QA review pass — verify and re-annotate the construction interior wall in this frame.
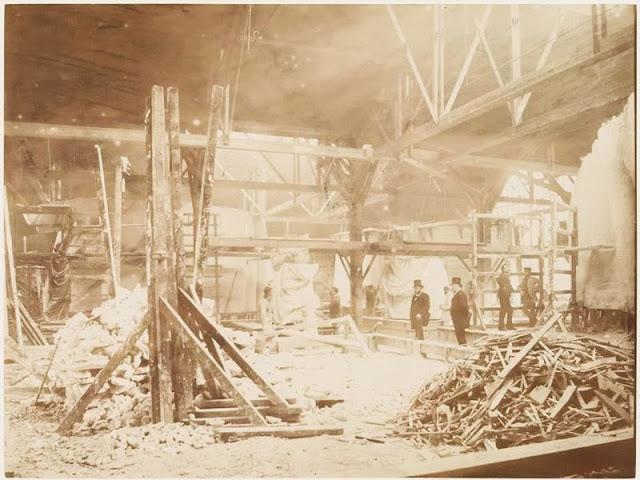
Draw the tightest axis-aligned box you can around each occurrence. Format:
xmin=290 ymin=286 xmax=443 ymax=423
xmin=572 ymin=95 xmax=635 ymax=312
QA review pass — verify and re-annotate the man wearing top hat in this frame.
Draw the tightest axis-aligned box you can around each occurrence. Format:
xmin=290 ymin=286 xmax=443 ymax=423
xmin=409 ymin=279 xmax=430 ymax=340
xmin=450 ymin=277 xmax=471 ymax=344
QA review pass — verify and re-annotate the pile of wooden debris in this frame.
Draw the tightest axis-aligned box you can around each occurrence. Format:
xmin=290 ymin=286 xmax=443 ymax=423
xmin=397 ymin=314 xmax=634 ymax=454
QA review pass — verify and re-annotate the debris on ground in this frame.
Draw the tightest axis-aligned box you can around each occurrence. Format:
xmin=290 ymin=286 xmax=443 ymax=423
xmin=396 ymin=330 xmax=634 ymax=454
xmin=48 ymin=286 xmax=151 ymax=434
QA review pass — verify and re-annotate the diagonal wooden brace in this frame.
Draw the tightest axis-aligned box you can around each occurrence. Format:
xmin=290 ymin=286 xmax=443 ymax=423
xmin=57 ymin=313 xmax=150 ymax=435
xmin=159 ymin=297 xmax=267 ymax=425
xmin=178 ymin=288 xmax=292 ymax=411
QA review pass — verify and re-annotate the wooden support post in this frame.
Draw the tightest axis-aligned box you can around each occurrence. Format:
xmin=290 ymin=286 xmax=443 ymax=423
xmin=95 ymin=145 xmax=119 ymax=297
xmin=57 ymin=314 xmax=150 ymax=434
xmin=438 ymin=5 xmax=445 ymax=116
xmin=167 ymin=87 xmax=194 ymax=421
xmin=147 ymin=86 xmax=177 ymax=423
xmin=192 ymin=85 xmax=224 ymax=292
xmin=549 ymin=196 xmax=557 ymax=309
xmin=349 ymin=195 xmax=365 ymax=328
xmin=470 ymin=210 xmax=479 ymax=326
xmin=570 ymin=209 xmax=578 ymax=327
xmin=510 ymin=4 xmax=522 ymax=124
xmin=4 ymin=193 xmax=22 ymax=345
xmin=113 ymin=160 xmax=123 ymax=286
xmin=432 ymin=5 xmax=440 ymax=120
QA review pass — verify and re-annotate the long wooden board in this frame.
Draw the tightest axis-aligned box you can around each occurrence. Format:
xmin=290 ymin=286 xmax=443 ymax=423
xmin=159 ymin=297 xmax=267 ymax=426
xmin=486 ymin=311 xmax=566 ymax=398
xmin=178 ymin=288 xmax=290 ymax=410
xmin=214 ymin=424 xmax=343 ymax=442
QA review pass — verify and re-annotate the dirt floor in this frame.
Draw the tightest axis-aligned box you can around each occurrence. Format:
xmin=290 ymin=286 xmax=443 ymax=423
xmin=5 ymin=350 xmax=449 ymax=478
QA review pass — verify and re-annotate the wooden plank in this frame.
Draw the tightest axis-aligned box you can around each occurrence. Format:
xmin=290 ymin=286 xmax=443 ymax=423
xmin=18 ymin=301 xmax=48 ymax=345
xmin=5 ymin=122 xmax=370 ymax=160
xmin=94 ymin=144 xmax=118 ymax=297
xmin=167 ymin=87 xmax=194 ymax=421
xmin=405 ymin=429 xmax=634 ymax=477
xmin=159 ymin=297 xmax=267 ymax=426
xmin=113 ymin=160 xmax=123 ymax=285
xmin=192 ymin=85 xmax=224 ymax=290
xmin=376 ymin=35 xmax=633 ymax=157
xmin=594 ymin=391 xmax=632 ymax=425
xmin=178 ymin=289 xmax=290 ymax=410
xmin=486 ymin=311 xmax=566 ymax=398
xmin=5 ymin=192 xmax=23 ymax=345
xmin=214 ymin=424 xmax=343 ymax=441
xmin=56 ymin=313 xmax=150 ymax=435
xmin=198 ymin=398 xmax=298 ymax=409
xmin=193 ymin=405 xmax=302 ymax=418
xmin=549 ymin=384 xmax=577 ymax=419
xmin=344 ymin=314 xmax=372 ymax=356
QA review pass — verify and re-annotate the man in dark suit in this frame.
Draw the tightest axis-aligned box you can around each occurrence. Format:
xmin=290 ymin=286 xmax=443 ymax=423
xmin=450 ymin=277 xmax=470 ymax=344
xmin=409 ymin=279 xmax=430 ymax=340
xmin=497 ymin=264 xmax=514 ymax=330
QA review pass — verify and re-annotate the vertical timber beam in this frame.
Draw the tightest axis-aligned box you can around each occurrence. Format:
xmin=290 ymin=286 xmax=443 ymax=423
xmin=148 ymin=86 xmax=177 ymax=423
xmin=192 ymin=85 xmax=225 ymax=292
xmin=438 ymin=5 xmax=445 ymax=117
xmin=113 ymin=161 xmax=123 ymax=286
xmin=4 ymin=193 xmax=22 ymax=345
xmin=510 ymin=4 xmax=522 ymax=125
xmin=167 ymin=87 xmax=194 ymax=421
xmin=95 ymin=145 xmax=119 ymax=297
xmin=432 ymin=5 xmax=440 ymax=121
xmin=349 ymin=187 xmax=365 ymax=328
xmin=470 ymin=209 xmax=479 ymax=326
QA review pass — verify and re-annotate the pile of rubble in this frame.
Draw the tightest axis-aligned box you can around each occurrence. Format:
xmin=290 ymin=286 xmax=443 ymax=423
xmin=50 ymin=287 xmax=151 ymax=434
xmin=397 ymin=330 xmax=634 ymax=454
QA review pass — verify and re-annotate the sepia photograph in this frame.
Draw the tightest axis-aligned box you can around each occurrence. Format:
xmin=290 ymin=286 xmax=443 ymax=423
xmin=2 ymin=3 xmax=637 ymax=478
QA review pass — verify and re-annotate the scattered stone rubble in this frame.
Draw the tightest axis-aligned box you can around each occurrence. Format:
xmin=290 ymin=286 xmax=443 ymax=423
xmin=49 ymin=286 xmax=151 ymax=434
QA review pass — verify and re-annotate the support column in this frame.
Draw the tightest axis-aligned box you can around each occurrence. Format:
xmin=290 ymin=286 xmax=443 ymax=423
xmin=113 ymin=161 xmax=123 ymax=286
xmin=147 ymin=86 xmax=177 ymax=423
xmin=349 ymin=197 xmax=364 ymax=327
xmin=167 ymin=87 xmax=194 ymax=421
xmin=510 ymin=4 xmax=522 ymax=124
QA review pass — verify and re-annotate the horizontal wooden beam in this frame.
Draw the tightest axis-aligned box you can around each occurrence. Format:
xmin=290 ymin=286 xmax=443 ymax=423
xmin=5 ymin=121 xmax=371 ymax=160
xmin=207 ymin=236 xmax=543 ymax=257
xmin=409 ymin=149 xmax=578 ymax=175
xmin=376 ymin=35 xmax=633 ymax=157
xmin=406 ymin=429 xmax=633 ymax=477
xmin=5 ymin=120 xmax=578 ymax=176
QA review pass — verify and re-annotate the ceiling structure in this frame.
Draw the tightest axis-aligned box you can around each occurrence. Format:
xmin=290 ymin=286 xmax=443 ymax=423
xmin=4 ymin=4 xmax=636 ymax=229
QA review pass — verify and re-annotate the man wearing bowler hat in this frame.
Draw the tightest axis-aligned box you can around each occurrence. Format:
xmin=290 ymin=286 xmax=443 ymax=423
xmin=450 ymin=277 xmax=471 ymax=344
xmin=409 ymin=279 xmax=430 ymax=340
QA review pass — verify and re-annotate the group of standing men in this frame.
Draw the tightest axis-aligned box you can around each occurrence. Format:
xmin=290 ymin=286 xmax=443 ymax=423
xmin=497 ymin=264 xmax=542 ymax=330
xmin=410 ymin=277 xmax=471 ymax=345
